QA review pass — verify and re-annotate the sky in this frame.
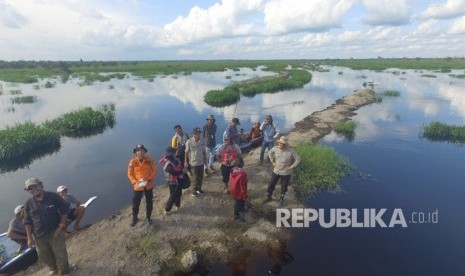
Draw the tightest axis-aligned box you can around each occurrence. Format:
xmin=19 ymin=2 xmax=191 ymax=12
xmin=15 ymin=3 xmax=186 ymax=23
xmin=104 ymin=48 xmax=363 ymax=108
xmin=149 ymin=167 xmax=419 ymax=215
xmin=1 ymin=0 xmax=465 ymax=61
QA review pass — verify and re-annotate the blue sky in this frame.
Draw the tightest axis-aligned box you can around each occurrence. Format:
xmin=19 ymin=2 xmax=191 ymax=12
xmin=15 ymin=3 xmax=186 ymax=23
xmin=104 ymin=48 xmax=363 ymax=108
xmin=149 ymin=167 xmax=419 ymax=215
xmin=1 ymin=0 xmax=465 ymax=60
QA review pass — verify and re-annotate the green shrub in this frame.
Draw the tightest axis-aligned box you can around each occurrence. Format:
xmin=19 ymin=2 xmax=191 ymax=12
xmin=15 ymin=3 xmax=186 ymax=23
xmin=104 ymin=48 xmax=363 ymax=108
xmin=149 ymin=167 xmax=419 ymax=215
xmin=293 ymin=142 xmax=353 ymax=199
xmin=381 ymin=90 xmax=401 ymax=97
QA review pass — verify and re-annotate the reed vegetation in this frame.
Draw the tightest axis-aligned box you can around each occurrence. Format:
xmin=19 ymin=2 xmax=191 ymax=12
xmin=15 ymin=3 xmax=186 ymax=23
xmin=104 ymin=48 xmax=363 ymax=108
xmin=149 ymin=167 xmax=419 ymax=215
xmin=0 ymin=122 xmax=60 ymax=161
xmin=11 ymin=96 xmax=38 ymax=104
xmin=420 ymin=121 xmax=465 ymax=143
xmin=44 ymin=104 xmax=115 ymax=137
xmin=204 ymin=86 xmax=240 ymax=107
xmin=293 ymin=142 xmax=353 ymax=199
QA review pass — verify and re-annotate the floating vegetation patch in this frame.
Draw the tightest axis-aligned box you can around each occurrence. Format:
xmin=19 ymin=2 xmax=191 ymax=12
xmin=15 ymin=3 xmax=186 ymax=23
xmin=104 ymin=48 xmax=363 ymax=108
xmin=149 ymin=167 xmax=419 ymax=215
xmin=204 ymin=86 xmax=240 ymax=107
xmin=419 ymin=121 xmax=465 ymax=144
xmin=44 ymin=81 xmax=55 ymax=88
xmin=293 ymin=142 xmax=353 ymax=199
xmin=334 ymin=120 xmax=357 ymax=141
xmin=421 ymin=74 xmax=437 ymax=78
xmin=43 ymin=104 xmax=116 ymax=138
xmin=9 ymin=89 xmax=22 ymax=95
xmin=5 ymin=107 xmax=15 ymax=113
xmin=0 ymin=122 xmax=61 ymax=165
xmin=204 ymin=69 xmax=311 ymax=107
xmin=449 ymin=74 xmax=465 ymax=79
xmin=11 ymin=95 xmax=38 ymax=104
xmin=380 ymin=90 xmax=401 ymax=97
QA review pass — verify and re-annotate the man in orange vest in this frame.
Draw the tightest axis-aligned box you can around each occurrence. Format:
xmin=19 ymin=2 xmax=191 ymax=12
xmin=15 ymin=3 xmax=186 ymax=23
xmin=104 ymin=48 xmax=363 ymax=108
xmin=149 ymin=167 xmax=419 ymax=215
xmin=127 ymin=144 xmax=157 ymax=226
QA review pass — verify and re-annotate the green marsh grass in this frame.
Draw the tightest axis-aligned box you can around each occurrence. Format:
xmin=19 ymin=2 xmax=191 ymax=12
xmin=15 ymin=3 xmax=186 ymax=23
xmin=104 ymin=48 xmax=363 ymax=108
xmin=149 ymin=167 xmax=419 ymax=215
xmin=420 ymin=121 xmax=465 ymax=143
xmin=421 ymin=74 xmax=437 ymax=78
xmin=449 ymin=74 xmax=465 ymax=79
xmin=381 ymin=90 xmax=401 ymax=97
xmin=44 ymin=104 xmax=116 ymax=138
xmin=0 ymin=122 xmax=60 ymax=161
xmin=9 ymin=89 xmax=22 ymax=95
xmin=204 ymin=69 xmax=311 ymax=106
xmin=11 ymin=95 xmax=38 ymax=104
xmin=334 ymin=120 xmax=357 ymax=141
xmin=293 ymin=142 xmax=353 ymax=199
xmin=204 ymin=86 xmax=240 ymax=107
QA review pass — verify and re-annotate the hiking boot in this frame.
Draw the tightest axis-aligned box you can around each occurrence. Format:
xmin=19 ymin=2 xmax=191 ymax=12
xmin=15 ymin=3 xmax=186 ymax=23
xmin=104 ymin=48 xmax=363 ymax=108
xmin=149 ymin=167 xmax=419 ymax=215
xmin=196 ymin=190 xmax=204 ymax=195
xmin=130 ymin=217 xmax=138 ymax=227
xmin=209 ymin=165 xmax=216 ymax=172
xmin=147 ymin=218 xmax=153 ymax=225
xmin=191 ymin=191 xmax=198 ymax=197
xmin=204 ymin=169 xmax=209 ymax=177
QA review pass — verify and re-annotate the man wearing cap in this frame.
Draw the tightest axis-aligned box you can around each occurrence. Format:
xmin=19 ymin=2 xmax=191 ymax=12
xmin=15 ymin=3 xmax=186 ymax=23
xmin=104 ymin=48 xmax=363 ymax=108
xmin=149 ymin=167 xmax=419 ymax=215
xmin=171 ymin=125 xmax=189 ymax=165
xmin=185 ymin=127 xmax=207 ymax=196
xmin=203 ymin=114 xmax=217 ymax=176
xmin=225 ymin=117 xmax=241 ymax=145
xmin=23 ymin=178 xmax=70 ymax=275
xmin=260 ymin=115 xmax=280 ymax=165
xmin=265 ymin=136 xmax=301 ymax=205
xmin=7 ymin=205 xmax=28 ymax=254
xmin=127 ymin=144 xmax=157 ymax=226
xmin=216 ymin=134 xmax=242 ymax=194
xmin=56 ymin=185 xmax=86 ymax=232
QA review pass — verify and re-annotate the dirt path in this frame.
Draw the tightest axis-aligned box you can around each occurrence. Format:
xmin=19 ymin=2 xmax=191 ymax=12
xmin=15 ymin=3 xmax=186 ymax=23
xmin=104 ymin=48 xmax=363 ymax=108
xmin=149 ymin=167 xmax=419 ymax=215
xmin=16 ymin=88 xmax=376 ymax=276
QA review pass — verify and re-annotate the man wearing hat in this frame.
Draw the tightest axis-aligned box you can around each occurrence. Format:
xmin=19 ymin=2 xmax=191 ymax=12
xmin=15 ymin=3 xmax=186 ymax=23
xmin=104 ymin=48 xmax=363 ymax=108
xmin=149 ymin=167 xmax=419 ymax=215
xmin=56 ymin=185 xmax=86 ymax=232
xmin=265 ymin=136 xmax=301 ymax=205
xmin=185 ymin=127 xmax=207 ymax=196
xmin=127 ymin=144 xmax=157 ymax=226
xmin=260 ymin=115 xmax=280 ymax=165
xmin=23 ymin=178 xmax=71 ymax=275
xmin=7 ymin=205 xmax=28 ymax=254
xmin=203 ymin=114 xmax=217 ymax=176
xmin=225 ymin=117 xmax=241 ymax=145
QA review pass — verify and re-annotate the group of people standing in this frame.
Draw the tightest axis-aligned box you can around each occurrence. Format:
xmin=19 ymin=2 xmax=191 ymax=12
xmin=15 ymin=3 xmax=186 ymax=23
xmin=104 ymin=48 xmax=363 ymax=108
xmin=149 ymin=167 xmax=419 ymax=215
xmin=4 ymin=113 xmax=300 ymax=275
xmin=126 ymin=113 xmax=301 ymax=227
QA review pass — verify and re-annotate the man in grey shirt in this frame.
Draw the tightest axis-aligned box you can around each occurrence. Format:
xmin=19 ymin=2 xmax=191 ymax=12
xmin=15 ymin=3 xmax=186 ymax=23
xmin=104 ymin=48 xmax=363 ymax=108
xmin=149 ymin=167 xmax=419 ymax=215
xmin=7 ymin=205 xmax=27 ymax=254
xmin=185 ymin=127 xmax=207 ymax=196
xmin=264 ymin=136 xmax=301 ymax=205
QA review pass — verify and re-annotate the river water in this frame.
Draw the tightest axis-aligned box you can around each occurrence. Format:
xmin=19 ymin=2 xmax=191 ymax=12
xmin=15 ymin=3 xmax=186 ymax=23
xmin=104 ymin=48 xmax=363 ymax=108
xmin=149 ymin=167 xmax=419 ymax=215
xmin=1 ymin=66 xmax=464 ymax=275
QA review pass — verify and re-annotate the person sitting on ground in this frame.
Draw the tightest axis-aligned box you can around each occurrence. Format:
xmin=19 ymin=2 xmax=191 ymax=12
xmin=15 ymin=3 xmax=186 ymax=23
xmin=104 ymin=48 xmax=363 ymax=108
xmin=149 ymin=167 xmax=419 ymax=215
xmin=250 ymin=122 xmax=261 ymax=139
xmin=238 ymin=128 xmax=248 ymax=146
xmin=216 ymin=134 xmax=242 ymax=194
xmin=229 ymin=157 xmax=248 ymax=222
xmin=7 ymin=205 xmax=28 ymax=254
xmin=56 ymin=185 xmax=86 ymax=232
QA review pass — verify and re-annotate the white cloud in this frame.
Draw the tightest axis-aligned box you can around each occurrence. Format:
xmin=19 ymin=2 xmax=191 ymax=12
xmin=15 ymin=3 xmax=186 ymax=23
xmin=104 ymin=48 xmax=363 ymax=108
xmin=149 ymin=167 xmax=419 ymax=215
xmin=162 ymin=0 xmax=265 ymax=45
xmin=361 ymin=0 xmax=412 ymax=26
xmin=415 ymin=19 xmax=442 ymax=35
xmin=448 ymin=15 xmax=465 ymax=33
xmin=0 ymin=0 xmax=28 ymax=28
xmin=263 ymin=0 xmax=356 ymax=34
xmin=418 ymin=0 xmax=465 ymax=20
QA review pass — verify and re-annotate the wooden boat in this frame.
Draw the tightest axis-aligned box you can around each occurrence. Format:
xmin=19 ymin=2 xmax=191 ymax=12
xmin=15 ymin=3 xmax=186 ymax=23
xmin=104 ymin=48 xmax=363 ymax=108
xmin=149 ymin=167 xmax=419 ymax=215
xmin=0 ymin=232 xmax=37 ymax=275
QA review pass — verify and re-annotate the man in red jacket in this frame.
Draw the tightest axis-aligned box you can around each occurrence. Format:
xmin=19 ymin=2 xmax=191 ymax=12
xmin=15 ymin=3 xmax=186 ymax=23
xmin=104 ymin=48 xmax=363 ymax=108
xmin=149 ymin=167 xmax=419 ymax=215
xmin=229 ymin=157 xmax=248 ymax=222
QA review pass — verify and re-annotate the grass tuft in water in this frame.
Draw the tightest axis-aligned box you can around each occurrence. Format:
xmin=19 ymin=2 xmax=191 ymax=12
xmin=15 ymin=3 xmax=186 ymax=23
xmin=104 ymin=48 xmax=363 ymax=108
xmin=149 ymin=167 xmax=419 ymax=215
xmin=293 ymin=142 xmax=353 ymax=199
xmin=11 ymin=96 xmax=38 ymax=104
xmin=420 ymin=121 xmax=465 ymax=143
xmin=43 ymin=104 xmax=115 ymax=138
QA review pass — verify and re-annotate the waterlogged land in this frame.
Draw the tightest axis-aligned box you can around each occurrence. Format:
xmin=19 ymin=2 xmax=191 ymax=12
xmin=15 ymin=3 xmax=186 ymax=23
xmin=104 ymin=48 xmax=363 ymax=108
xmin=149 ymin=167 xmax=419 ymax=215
xmin=16 ymin=87 xmax=377 ymax=275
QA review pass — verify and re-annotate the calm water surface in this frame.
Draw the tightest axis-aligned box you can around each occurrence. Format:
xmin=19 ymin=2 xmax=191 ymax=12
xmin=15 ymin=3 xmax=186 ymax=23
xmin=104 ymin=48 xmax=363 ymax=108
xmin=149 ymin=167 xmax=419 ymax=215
xmin=1 ymin=67 xmax=465 ymax=275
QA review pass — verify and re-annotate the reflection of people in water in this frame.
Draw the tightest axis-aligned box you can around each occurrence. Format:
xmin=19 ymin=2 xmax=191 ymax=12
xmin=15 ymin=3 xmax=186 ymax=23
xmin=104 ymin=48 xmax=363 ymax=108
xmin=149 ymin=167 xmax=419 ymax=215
xmin=266 ymin=244 xmax=294 ymax=275
xmin=229 ymin=249 xmax=252 ymax=276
